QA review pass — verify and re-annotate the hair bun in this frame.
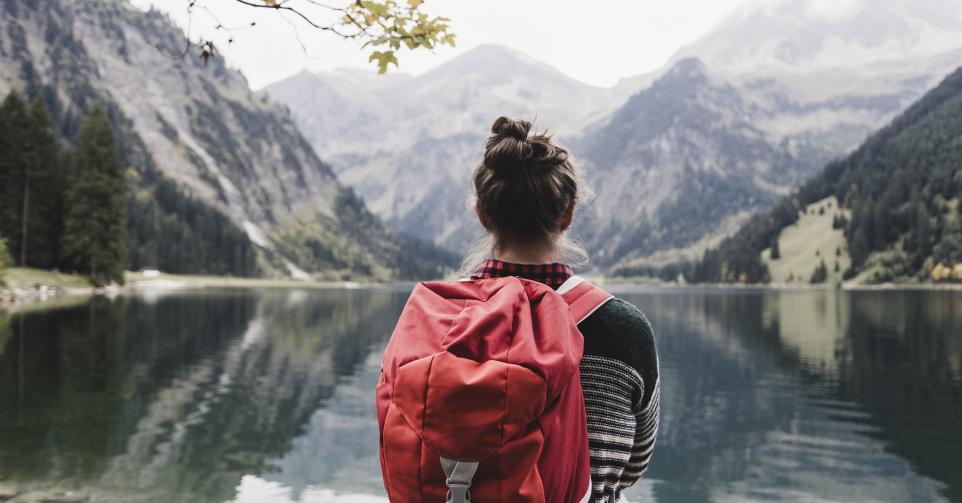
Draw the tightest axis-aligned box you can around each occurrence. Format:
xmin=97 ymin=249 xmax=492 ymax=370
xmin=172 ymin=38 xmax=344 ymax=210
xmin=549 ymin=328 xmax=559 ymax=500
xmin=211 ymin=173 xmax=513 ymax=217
xmin=491 ymin=116 xmax=531 ymax=141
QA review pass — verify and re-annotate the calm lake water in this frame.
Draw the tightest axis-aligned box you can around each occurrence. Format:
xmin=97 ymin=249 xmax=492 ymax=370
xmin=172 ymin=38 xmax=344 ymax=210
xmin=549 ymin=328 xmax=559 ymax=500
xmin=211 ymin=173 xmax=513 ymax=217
xmin=1 ymin=287 xmax=960 ymax=503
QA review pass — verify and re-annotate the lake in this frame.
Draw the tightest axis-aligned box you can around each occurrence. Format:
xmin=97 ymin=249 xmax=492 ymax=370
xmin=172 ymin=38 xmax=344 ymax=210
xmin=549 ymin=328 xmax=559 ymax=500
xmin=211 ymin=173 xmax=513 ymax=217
xmin=1 ymin=287 xmax=960 ymax=503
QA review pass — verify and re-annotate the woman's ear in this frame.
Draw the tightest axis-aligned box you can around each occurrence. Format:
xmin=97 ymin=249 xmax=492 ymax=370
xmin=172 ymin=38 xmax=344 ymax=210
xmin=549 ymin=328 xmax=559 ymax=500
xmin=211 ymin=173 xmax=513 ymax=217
xmin=561 ymin=202 xmax=575 ymax=232
xmin=475 ymin=205 xmax=491 ymax=231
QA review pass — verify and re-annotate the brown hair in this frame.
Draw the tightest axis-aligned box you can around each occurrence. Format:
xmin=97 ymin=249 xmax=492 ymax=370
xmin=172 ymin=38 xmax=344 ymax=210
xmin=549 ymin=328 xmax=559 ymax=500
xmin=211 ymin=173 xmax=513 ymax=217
xmin=462 ymin=116 xmax=589 ymax=273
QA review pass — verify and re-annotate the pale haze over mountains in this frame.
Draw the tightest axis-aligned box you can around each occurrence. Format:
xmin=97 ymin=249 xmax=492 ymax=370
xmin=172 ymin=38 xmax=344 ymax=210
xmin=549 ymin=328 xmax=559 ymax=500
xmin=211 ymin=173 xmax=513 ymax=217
xmin=265 ymin=0 xmax=962 ymax=269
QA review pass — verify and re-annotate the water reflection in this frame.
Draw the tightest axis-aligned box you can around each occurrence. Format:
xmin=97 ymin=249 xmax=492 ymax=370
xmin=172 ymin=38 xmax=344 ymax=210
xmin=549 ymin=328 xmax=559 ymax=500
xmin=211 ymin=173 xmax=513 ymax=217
xmin=0 ymin=288 xmax=959 ymax=503
xmin=0 ymin=289 xmax=406 ymax=502
xmin=614 ymin=288 xmax=961 ymax=503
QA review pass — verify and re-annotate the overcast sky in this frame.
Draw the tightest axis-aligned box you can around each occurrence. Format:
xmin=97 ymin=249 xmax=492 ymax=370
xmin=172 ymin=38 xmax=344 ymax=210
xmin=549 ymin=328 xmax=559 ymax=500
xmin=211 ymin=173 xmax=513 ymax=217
xmin=130 ymin=0 xmax=752 ymax=90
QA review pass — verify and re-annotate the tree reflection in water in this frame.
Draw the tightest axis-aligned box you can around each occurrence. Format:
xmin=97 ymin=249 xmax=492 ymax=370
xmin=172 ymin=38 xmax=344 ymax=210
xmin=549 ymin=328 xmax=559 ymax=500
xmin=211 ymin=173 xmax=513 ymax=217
xmin=0 ymin=289 xmax=406 ymax=502
xmin=0 ymin=288 xmax=959 ymax=503
xmin=617 ymin=288 xmax=961 ymax=503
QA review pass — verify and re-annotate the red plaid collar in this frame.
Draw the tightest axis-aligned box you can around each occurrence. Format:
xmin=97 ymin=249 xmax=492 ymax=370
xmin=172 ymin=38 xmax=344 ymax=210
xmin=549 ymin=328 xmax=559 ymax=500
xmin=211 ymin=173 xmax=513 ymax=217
xmin=471 ymin=259 xmax=574 ymax=288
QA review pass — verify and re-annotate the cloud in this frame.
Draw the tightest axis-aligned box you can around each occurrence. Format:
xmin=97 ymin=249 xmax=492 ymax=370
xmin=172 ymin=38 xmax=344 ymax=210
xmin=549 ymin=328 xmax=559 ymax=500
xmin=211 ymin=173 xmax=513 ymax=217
xmin=803 ymin=0 xmax=866 ymax=21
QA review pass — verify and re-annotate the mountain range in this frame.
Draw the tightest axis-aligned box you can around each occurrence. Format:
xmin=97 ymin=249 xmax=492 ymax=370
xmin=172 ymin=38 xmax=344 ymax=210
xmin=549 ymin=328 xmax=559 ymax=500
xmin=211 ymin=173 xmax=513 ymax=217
xmin=266 ymin=0 xmax=962 ymax=271
xmin=3 ymin=0 xmax=959 ymax=280
xmin=678 ymin=65 xmax=962 ymax=285
xmin=0 ymin=0 xmax=451 ymax=280
xmin=264 ymin=44 xmax=643 ymax=250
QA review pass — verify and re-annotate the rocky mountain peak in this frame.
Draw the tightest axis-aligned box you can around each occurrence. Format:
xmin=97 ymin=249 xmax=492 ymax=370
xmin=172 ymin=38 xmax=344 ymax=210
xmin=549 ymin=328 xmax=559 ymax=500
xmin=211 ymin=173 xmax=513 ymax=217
xmin=672 ymin=0 xmax=962 ymax=77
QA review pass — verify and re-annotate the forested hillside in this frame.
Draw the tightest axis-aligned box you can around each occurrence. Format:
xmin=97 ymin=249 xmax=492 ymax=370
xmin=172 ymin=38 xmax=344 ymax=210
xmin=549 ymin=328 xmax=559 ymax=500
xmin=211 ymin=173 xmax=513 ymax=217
xmin=666 ymin=67 xmax=962 ymax=284
xmin=0 ymin=0 xmax=452 ymax=281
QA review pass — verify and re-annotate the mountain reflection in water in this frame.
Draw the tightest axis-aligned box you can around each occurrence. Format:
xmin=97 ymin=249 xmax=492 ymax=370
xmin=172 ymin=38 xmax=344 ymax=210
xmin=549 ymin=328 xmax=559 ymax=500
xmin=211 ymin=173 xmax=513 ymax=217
xmin=0 ymin=288 xmax=959 ymax=503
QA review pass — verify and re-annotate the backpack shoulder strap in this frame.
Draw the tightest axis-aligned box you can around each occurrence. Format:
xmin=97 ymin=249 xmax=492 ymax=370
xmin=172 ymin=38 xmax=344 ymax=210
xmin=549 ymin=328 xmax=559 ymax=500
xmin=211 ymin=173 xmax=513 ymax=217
xmin=558 ymin=275 xmax=613 ymax=324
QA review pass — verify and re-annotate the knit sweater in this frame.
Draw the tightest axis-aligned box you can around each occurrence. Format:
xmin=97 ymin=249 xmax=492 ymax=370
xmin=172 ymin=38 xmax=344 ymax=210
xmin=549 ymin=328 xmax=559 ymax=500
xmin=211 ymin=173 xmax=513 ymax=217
xmin=472 ymin=260 xmax=661 ymax=502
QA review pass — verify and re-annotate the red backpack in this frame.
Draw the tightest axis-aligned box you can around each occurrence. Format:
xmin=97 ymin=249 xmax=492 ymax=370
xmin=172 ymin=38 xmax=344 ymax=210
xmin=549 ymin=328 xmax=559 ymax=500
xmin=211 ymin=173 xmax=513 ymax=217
xmin=376 ymin=275 xmax=612 ymax=503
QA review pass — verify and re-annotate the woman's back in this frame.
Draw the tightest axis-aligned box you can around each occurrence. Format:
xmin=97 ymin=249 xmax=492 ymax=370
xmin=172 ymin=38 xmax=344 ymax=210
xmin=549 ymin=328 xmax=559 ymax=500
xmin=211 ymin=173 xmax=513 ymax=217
xmin=473 ymin=259 xmax=660 ymax=503
xmin=378 ymin=116 xmax=660 ymax=503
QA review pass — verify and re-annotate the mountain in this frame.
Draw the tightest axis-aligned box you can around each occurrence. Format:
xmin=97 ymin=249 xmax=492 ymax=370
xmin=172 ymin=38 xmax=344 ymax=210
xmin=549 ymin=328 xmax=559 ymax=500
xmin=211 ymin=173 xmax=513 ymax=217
xmin=671 ymin=0 xmax=962 ymax=153
xmin=264 ymin=44 xmax=641 ymax=252
xmin=0 ymin=0 xmax=451 ymax=280
xmin=577 ymin=0 xmax=962 ymax=269
xmin=571 ymin=59 xmax=825 ymax=267
xmin=670 ymin=66 xmax=962 ymax=284
xmin=674 ymin=0 xmax=962 ymax=77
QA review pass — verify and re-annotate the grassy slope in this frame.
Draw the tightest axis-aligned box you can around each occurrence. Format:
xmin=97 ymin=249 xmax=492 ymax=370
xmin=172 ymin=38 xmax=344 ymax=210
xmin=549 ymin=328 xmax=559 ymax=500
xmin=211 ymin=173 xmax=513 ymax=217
xmin=2 ymin=268 xmax=93 ymax=290
xmin=761 ymin=196 xmax=851 ymax=284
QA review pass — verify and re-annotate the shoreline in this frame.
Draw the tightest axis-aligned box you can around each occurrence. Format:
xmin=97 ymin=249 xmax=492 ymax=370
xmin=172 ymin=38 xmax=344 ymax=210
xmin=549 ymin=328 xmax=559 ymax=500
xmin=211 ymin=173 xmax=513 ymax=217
xmin=589 ymin=278 xmax=962 ymax=292
xmin=4 ymin=269 xmax=961 ymax=311
xmin=0 ymin=268 xmax=419 ymax=311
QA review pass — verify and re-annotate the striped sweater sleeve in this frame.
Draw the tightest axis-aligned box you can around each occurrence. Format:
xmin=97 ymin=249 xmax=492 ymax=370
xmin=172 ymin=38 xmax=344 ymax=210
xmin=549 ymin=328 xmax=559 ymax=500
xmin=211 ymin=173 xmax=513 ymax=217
xmin=578 ymin=298 xmax=660 ymax=502
xmin=623 ymin=367 xmax=660 ymax=486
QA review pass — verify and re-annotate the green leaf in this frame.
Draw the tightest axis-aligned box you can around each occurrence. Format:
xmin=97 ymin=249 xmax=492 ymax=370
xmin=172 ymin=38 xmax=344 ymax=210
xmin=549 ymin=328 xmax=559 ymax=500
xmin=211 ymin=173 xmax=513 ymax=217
xmin=361 ymin=1 xmax=389 ymax=16
xmin=368 ymin=50 xmax=399 ymax=73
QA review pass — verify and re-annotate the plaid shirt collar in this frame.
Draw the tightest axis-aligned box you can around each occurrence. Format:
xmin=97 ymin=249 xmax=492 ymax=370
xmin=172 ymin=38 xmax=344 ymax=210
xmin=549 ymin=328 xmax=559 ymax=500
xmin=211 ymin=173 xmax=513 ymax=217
xmin=471 ymin=259 xmax=574 ymax=289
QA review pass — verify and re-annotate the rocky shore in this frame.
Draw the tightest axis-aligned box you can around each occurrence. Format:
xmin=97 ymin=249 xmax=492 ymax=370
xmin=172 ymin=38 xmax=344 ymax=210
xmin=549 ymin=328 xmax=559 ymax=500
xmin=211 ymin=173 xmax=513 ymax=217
xmin=0 ymin=484 xmax=88 ymax=503
xmin=0 ymin=283 xmax=111 ymax=308
xmin=0 ymin=268 xmax=99 ymax=309
xmin=1 ymin=284 xmax=74 ymax=304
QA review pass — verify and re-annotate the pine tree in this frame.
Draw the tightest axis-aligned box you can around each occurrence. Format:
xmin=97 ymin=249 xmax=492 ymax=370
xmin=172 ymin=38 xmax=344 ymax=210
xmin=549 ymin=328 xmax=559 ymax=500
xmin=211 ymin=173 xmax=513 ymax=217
xmin=0 ymin=92 xmax=62 ymax=269
xmin=915 ymin=203 xmax=933 ymax=259
xmin=843 ymin=184 xmax=860 ymax=209
xmin=21 ymin=95 xmax=62 ymax=268
xmin=810 ymin=258 xmax=829 ymax=284
xmin=850 ymin=227 xmax=870 ymax=267
xmin=61 ymin=106 xmax=127 ymax=286
xmin=0 ymin=235 xmax=10 ymax=281
xmin=0 ymin=91 xmax=30 ymax=265
xmin=0 ymin=96 xmax=12 ymax=260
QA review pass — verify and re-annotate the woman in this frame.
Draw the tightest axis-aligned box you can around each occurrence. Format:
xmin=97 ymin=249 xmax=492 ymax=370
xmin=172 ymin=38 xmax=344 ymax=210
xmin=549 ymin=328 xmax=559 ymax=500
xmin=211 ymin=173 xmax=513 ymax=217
xmin=466 ymin=116 xmax=660 ymax=503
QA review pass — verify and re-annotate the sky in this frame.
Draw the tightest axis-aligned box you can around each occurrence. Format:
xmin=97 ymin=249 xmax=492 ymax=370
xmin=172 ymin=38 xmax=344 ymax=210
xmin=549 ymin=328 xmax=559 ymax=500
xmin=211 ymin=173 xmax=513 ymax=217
xmin=130 ymin=0 xmax=752 ymax=90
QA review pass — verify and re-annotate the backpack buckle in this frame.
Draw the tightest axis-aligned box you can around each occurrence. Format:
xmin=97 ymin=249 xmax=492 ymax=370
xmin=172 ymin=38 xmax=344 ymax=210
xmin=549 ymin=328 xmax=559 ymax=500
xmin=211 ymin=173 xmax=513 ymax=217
xmin=445 ymin=484 xmax=471 ymax=503
xmin=440 ymin=456 xmax=479 ymax=503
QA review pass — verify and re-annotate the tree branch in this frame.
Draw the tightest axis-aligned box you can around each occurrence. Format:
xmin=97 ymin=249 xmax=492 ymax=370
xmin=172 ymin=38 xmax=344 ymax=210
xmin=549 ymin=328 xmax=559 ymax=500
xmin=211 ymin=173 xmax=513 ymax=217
xmin=230 ymin=0 xmax=358 ymax=38
xmin=155 ymin=0 xmax=456 ymax=73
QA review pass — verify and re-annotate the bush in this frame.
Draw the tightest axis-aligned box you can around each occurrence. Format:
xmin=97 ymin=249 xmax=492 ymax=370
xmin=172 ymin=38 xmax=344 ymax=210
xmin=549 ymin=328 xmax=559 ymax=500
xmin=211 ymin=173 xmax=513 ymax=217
xmin=810 ymin=259 xmax=829 ymax=284
xmin=842 ymin=267 xmax=857 ymax=280
xmin=0 ymin=236 xmax=10 ymax=282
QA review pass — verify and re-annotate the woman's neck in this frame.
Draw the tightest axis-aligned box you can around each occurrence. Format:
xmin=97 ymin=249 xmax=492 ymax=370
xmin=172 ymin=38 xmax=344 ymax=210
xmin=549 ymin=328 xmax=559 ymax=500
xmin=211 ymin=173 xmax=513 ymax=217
xmin=494 ymin=243 xmax=561 ymax=265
